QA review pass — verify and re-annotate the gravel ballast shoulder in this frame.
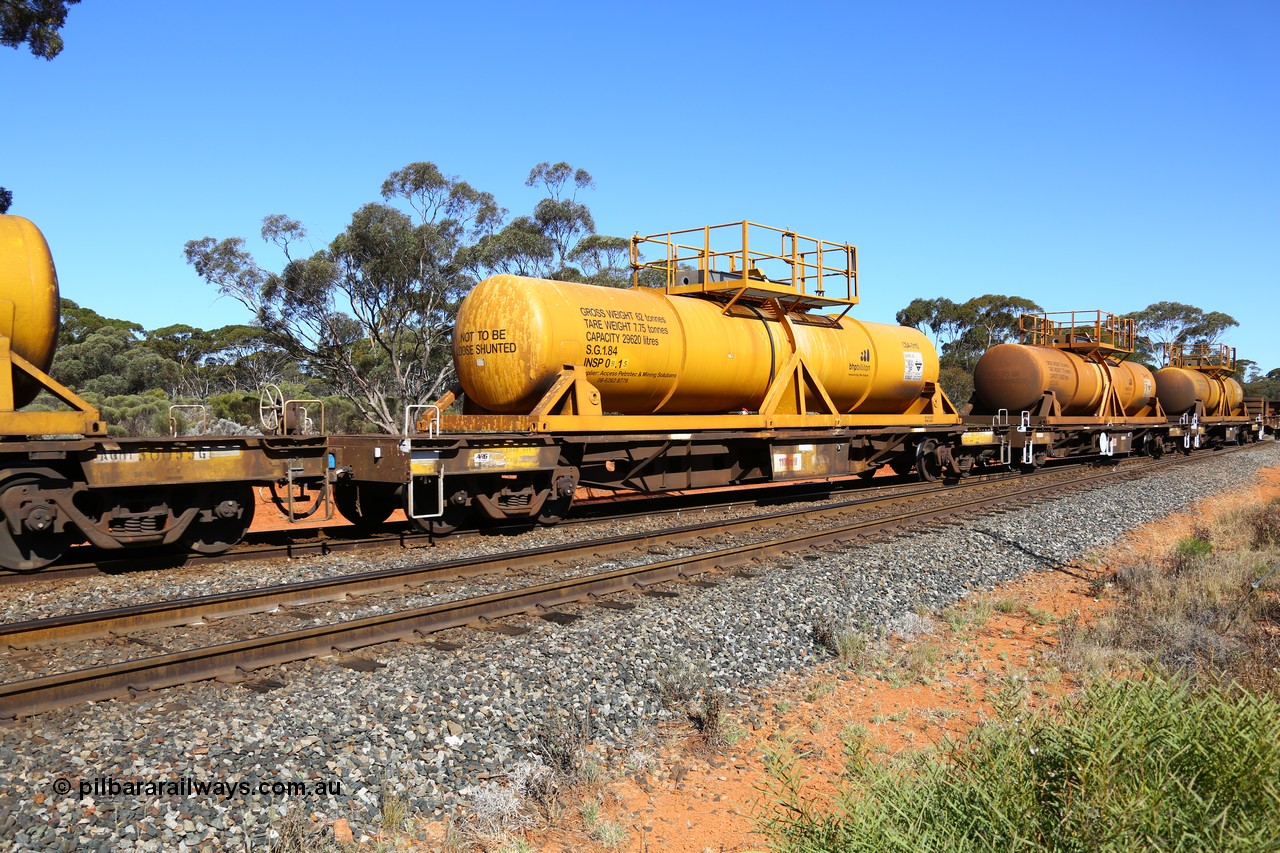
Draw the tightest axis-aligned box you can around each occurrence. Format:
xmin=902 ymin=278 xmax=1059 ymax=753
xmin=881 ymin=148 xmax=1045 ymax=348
xmin=2 ymin=443 xmax=1277 ymax=850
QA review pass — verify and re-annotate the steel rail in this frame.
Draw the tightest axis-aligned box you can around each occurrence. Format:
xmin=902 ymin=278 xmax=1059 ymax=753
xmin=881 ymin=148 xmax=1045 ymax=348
xmin=0 ymin=471 xmax=931 ymax=585
xmin=0 ymin=452 xmax=1215 ymax=649
xmin=0 ymin=454 xmax=1207 ymax=719
xmin=1 ymin=478 xmax=975 ymax=648
xmin=0 ymin=448 xmax=1200 ymax=585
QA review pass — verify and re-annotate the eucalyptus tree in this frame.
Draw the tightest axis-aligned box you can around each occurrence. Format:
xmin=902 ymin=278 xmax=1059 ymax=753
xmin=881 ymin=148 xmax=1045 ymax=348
xmin=896 ymin=297 xmax=967 ymax=353
xmin=896 ymin=293 xmax=1042 ymax=373
xmin=52 ymin=304 xmax=183 ymax=400
xmin=1126 ymin=302 xmax=1238 ymax=366
xmin=201 ymin=325 xmax=295 ymax=393
xmin=185 ymin=162 xmax=500 ymax=433
xmin=1 ymin=0 xmax=80 ymax=59
xmin=467 ymin=161 xmax=631 ymax=287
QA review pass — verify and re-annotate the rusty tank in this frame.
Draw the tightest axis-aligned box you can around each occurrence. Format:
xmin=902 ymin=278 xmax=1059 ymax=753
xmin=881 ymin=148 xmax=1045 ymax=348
xmin=0 ymin=215 xmax=61 ymax=408
xmin=972 ymin=343 xmax=1156 ymax=416
xmin=1155 ymin=367 xmax=1244 ymax=416
xmin=453 ymin=274 xmax=940 ymax=415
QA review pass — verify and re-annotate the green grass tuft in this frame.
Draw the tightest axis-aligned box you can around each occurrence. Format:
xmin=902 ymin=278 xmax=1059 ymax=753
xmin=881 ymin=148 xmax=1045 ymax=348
xmin=759 ymin=675 xmax=1280 ymax=852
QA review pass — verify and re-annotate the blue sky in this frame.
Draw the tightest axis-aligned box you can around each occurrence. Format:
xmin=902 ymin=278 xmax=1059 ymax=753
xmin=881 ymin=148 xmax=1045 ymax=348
xmin=4 ymin=1 xmax=1277 ymax=371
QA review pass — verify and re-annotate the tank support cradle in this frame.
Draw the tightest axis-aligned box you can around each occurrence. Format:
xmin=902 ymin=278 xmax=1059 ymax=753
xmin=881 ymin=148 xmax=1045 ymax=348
xmin=435 ymin=300 xmax=959 ymax=436
xmin=0 ymin=329 xmax=106 ymax=437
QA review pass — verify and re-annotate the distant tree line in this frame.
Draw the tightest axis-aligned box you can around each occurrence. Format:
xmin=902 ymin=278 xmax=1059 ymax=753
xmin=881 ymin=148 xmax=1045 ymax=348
xmin=42 ymin=299 xmax=360 ymax=437
xmin=896 ymin=296 xmax=1250 ymax=404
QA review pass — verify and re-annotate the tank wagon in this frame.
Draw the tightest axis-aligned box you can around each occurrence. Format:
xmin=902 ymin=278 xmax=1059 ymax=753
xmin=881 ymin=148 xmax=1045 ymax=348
xmin=1244 ymin=396 xmax=1280 ymax=434
xmin=329 ymin=222 xmax=968 ymax=532
xmin=1155 ymin=344 xmax=1245 ymax=418
xmin=346 ymin=243 xmax=1271 ymax=533
xmin=1 ymin=214 xmax=1271 ymax=567
xmin=950 ymin=313 xmax=1264 ymax=475
xmin=0 ymin=215 xmax=332 ymax=569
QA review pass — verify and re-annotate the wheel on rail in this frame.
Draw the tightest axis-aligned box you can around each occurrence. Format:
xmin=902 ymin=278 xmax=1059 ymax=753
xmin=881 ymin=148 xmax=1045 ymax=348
xmin=915 ymin=440 xmax=943 ymax=482
xmin=0 ymin=476 xmax=77 ymax=570
xmin=179 ymin=484 xmax=256 ymax=555
xmin=405 ymin=498 xmax=470 ymax=536
xmin=536 ymin=496 xmax=572 ymax=525
xmin=334 ymin=482 xmax=400 ymax=529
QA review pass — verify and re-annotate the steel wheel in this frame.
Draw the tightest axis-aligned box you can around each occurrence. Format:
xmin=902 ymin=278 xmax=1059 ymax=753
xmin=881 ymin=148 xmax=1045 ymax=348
xmin=334 ymin=482 xmax=399 ymax=529
xmin=406 ymin=504 xmax=468 ymax=536
xmin=0 ymin=477 xmax=75 ymax=570
xmin=180 ymin=485 xmax=255 ymax=555
xmin=915 ymin=440 xmax=943 ymax=482
xmin=536 ymin=496 xmax=572 ymax=525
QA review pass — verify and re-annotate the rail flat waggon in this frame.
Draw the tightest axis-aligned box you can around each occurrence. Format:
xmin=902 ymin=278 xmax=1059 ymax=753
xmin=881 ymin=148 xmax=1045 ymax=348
xmin=0 ymin=215 xmax=331 ymax=569
xmin=351 ymin=222 xmax=970 ymax=533
xmin=1 ymin=214 xmax=1272 ymax=569
xmin=369 ymin=224 xmax=1271 ymax=534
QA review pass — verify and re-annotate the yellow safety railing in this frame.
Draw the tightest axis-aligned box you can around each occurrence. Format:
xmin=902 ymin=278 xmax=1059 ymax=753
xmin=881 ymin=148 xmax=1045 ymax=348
xmin=1019 ymin=311 xmax=1135 ymax=354
xmin=630 ymin=221 xmax=858 ymax=308
xmin=1166 ymin=342 xmax=1236 ymax=373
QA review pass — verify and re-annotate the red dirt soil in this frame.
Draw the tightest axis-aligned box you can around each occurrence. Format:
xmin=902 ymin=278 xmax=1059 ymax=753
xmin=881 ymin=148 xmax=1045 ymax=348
xmin=418 ymin=462 xmax=1280 ymax=853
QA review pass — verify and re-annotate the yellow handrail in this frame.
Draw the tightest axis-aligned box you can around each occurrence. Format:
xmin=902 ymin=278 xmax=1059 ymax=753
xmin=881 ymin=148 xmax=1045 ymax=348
xmin=630 ymin=220 xmax=858 ymax=308
xmin=1166 ymin=342 xmax=1236 ymax=372
xmin=1019 ymin=310 xmax=1135 ymax=354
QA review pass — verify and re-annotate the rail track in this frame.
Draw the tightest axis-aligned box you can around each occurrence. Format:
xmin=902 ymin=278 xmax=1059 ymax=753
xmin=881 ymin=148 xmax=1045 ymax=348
xmin=0 ymin=451 xmax=1169 ymax=587
xmin=0 ymin=472 xmax=938 ymax=587
xmin=0 ymin=448 xmax=1251 ymax=719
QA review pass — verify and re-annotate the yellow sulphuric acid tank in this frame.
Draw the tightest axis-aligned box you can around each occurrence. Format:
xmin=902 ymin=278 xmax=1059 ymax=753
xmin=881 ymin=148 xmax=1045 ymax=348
xmin=0 ymin=215 xmax=61 ymax=408
xmin=453 ymin=274 xmax=939 ymax=415
xmin=972 ymin=343 xmax=1157 ymax=416
xmin=1154 ymin=367 xmax=1243 ymax=416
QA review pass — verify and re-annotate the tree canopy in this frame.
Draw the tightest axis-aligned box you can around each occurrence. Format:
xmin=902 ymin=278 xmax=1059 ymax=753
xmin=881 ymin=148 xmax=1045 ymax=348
xmin=1 ymin=0 xmax=80 ymax=59
xmin=185 ymin=160 xmax=626 ymax=433
xmin=466 ymin=162 xmax=631 ymax=287
xmin=1125 ymin=301 xmax=1239 ymax=366
xmin=52 ymin=300 xmax=294 ymax=403
xmin=896 ymin=293 xmax=1044 ymax=372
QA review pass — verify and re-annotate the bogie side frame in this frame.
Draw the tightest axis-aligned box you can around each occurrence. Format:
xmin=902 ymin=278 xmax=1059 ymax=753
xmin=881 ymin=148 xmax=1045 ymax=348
xmin=0 ymin=335 xmax=334 ymax=570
